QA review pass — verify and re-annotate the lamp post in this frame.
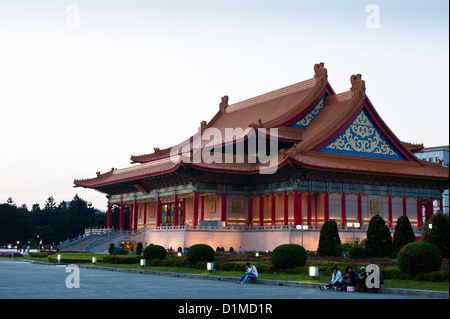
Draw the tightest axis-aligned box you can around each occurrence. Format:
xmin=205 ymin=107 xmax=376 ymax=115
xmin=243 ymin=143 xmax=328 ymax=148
xmin=297 ymin=224 xmax=308 ymax=247
xmin=347 ymin=222 xmax=360 ymax=247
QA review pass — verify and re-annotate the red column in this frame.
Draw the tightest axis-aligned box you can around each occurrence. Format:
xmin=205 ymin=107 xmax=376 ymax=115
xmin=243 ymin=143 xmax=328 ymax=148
xmin=107 ymin=202 xmax=112 ymax=229
xmin=129 ymin=203 xmax=134 ymax=231
xmin=427 ymin=199 xmax=433 ymax=221
xmin=271 ymin=192 xmax=276 ymax=225
xmin=439 ymin=197 xmax=443 ymax=212
xmin=283 ymin=191 xmax=288 ymax=226
xmin=193 ymin=191 xmax=199 ymax=226
xmin=156 ymin=196 xmax=161 ymax=227
xmin=293 ymin=190 xmax=299 ymax=225
xmin=402 ymin=196 xmax=407 ymax=217
xmin=324 ymin=191 xmax=329 ymax=222
xmin=299 ymin=192 xmax=303 ymax=225
xmin=388 ymin=195 xmax=393 ymax=228
xmin=221 ymin=193 xmax=227 ymax=222
xmin=417 ymin=197 xmax=423 ymax=228
xmin=259 ymin=194 xmax=264 ymax=226
xmin=143 ymin=203 xmax=147 ymax=226
xmin=182 ymin=198 xmax=186 ymax=225
xmin=248 ymin=194 xmax=253 ymax=226
xmin=173 ymin=194 xmax=179 ymax=226
xmin=341 ymin=193 xmax=346 ymax=229
xmin=314 ymin=193 xmax=318 ymax=227
xmin=307 ymin=190 xmax=312 ymax=226
xmin=119 ymin=201 xmax=124 ymax=230
xmin=201 ymin=196 xmax=205 ymax=222
xmin=357 ymin=193 xmax=362 ymax=228
xmin=133 ymin=200 xmax=138 ymax=231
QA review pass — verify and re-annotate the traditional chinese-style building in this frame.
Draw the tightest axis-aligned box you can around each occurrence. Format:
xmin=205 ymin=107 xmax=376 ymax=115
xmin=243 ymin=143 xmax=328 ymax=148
xmin=73 ymin=63 xmax=449 ymax=252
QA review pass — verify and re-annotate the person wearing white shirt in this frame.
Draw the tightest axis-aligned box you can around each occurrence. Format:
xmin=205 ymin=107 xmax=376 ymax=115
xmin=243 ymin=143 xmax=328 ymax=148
xmin=237 ymin=262 xmax=258 ymax=284
xmin=320 ymin=266 xmax=342 ymax=291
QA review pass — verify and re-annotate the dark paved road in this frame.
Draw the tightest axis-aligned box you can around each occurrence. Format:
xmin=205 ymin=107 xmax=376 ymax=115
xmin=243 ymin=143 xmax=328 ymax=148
xmin=0 ymin=259 xmax=435 ymax=300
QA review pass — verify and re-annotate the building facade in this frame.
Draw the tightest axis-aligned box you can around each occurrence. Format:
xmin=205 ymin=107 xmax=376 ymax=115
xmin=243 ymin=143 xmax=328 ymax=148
xmin=413 ymin=145 xmax=449 ymax=214
xmin=74 ymin=64 xmax=449 ymax=251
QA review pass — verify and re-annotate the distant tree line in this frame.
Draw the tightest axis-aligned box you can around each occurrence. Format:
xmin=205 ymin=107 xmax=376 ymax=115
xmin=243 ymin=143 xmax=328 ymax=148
xmin=0 ymin=195 xmax=106 ymax=247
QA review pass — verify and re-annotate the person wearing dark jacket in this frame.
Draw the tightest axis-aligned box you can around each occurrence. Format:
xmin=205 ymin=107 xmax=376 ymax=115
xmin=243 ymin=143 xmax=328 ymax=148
xmin=356 ymin=266 xmax=368 ymax=292
xmin=336 ymin=266 xmax=357 ymax=291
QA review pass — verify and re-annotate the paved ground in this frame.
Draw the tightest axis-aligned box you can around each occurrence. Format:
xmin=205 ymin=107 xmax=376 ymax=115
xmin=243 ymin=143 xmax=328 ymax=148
xmin=0 ymin=259 xmax=438 ymax=301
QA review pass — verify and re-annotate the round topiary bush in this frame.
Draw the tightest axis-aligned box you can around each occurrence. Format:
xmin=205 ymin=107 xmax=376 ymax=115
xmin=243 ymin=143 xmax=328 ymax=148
xmin=143 ymin=244 xmax=166 ymax=260
xmin=271 ymin=244 xmax=307 ymax=269
xmin=186 ymin=244 xmax=215 ymax=265
xmin=397 ymin=242 xmax=442 ymax=277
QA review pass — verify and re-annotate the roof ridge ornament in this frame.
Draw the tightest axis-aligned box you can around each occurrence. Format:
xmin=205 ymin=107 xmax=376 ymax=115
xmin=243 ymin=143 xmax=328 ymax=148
xmin=248 ymin=118 xmax=264 ymax=129
xmin=314 ymin=62 xmax=327 ymax=83
xmin=219 ymin=95 xmax=229 ymax=114
xmin=350 ymin=74 xmax=366 ymax=97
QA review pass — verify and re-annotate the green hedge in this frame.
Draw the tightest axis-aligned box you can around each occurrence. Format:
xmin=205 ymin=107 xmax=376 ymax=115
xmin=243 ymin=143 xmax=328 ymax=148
xmin=48 ymin=256 xmax=97 ymax=263
xmin=102 ymin=256 xmax=141 ymax=264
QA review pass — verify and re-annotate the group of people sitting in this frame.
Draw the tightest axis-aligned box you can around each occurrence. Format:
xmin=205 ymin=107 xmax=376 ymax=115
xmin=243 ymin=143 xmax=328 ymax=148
xmin=319 ymin=265 xmax=383 ymax=293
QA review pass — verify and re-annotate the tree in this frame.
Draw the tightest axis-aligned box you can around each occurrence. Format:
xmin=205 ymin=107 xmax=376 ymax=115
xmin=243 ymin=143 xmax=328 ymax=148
xmin=365 ymin=215 xmax=393 ymax=258
xmin=317 ymin=219 xmax=342 ymax=257
xmin=44 ymin=196 xmax=57 ymax=210
xmin=426 ymin=212 xmax=449 ymax=258
xmin=66 ymin=194 xmax=93 ymax=238
xmin=393 ymin=216 xmax=416 ymax=252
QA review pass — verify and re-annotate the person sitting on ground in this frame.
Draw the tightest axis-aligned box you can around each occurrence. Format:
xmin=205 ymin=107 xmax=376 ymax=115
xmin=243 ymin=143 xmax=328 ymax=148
xmin=356 ymin=266 xmax=368 ymax=292
xmin=237 ymin=262 xmax=258 ymax=284
xmin=320 ymin=266 xmax=342 ymax=291
xmin=336 ymin=266 xmax=357 ymax=291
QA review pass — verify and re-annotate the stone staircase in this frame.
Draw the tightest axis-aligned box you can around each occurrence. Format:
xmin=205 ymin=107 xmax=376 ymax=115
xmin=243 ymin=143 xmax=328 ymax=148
xmin=61 ymin=236 xmax=99 ymax=252
xmin=58 ymin=228 xmax=144 ymax=253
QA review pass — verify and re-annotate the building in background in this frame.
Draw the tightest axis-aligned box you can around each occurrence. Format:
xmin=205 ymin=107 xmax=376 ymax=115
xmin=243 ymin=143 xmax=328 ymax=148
xmin=414 ymin=145 xmax=449 ymax=214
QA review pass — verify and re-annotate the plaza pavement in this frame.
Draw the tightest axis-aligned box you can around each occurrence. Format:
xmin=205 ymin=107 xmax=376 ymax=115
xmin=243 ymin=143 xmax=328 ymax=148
xmin=0 ymin=259 xmax=447 ymax=300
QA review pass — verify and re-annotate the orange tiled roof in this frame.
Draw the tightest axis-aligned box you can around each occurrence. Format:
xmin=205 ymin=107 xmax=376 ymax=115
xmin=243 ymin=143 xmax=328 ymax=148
xmin=74 ymin=64 xmax=449 ymax=189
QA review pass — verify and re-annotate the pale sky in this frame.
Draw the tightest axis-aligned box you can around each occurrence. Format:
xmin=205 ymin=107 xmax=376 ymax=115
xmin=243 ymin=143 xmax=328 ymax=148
xmin=0 ymin=0 xmax=448 ymax=211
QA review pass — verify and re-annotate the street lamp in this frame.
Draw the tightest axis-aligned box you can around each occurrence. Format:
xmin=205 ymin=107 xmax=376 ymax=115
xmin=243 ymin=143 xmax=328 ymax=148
xmin=347 ymin=222 xmax=360 ymax=247
xmin=297 ymin=224 xmax=308 ymax=247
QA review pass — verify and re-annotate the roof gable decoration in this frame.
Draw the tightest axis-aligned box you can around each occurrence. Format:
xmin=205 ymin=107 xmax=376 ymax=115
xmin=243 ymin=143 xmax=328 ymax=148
xmin=318 ymin=108 xmax=407 ymax=160
xmin=288 ymin=94 xmax=327 ymax=129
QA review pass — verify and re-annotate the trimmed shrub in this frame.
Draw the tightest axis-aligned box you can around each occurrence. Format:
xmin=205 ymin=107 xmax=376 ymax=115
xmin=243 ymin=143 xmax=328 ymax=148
xmin=186 ymin=244 xmax=215 ymax=265
xmin=317 ymin=220 xmax=342 ymax=257
xmin=398 ymin=242 xmax=442 ymax=277
xmin=365 ymin=215 xmax=393 ymax=258
xmin=143 ymin=244 xmax=166 ymax=260
xmin=136 ymin=242 xmax=143 ymax=256
xmin=427 ymin=212 xmax=449 ymax=258
xmin=393 ymin=216 xmax=416 ymax=252
xmin=348 ymin=246 xmax=365 ymax=259
xmin=108 ymin=243 xmax=115 ymax=256
xmin=271 ymin=244 xmax=307 ymax=269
